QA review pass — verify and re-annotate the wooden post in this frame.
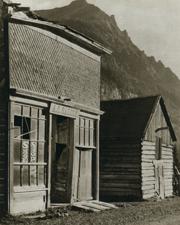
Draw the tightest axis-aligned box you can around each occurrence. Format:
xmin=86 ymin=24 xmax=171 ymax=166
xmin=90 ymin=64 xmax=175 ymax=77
xmin=178 ymin=174 xmax=180 ymax=197
xmin=47 ymin=113 xmax=52 ymax=208
xmin=68 ymin=118 xmax=75 ymax=204
xmin=8 ymin=101 xmax=14 ymax=213
xmin=95 ymin=119 xmax=99 ymax=200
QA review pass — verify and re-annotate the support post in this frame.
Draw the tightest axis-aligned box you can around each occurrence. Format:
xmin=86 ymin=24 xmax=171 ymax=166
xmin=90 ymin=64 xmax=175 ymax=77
xmin=95 ymin=119 xmax=99 ymax=200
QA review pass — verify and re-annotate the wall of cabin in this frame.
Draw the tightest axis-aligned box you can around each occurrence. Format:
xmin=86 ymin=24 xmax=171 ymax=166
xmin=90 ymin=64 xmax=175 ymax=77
xmin=8 ymin=22 xmax=100 ymax=109
xmin=99 ymin=138 xmax=142 ymax=201
xmin=141 ymin=103 xmax=174 ymax=199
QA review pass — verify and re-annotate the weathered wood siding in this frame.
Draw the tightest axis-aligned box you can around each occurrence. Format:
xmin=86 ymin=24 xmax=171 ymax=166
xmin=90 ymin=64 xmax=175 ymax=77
xmin=0 ymin=96 xmax=6 ymax=213
xmin=9 ymin=23 xmax=100 ymax=109
xmin=0 ymin=2 xmax=7 ymax=214
xmin=145 ymin=103 xmax=172 ymax=145
xmin=141 ymin=141 xmax=173 ymax=199
xmin=100 ymin=138 xmax=142 ymax=200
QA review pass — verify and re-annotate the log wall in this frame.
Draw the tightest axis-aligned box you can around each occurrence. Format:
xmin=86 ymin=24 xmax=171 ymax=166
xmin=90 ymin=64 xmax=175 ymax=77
xmin=100 ymin=138 xmax=142 ymax=200
xmin=141 ymin=140 xmax=173 ymax=199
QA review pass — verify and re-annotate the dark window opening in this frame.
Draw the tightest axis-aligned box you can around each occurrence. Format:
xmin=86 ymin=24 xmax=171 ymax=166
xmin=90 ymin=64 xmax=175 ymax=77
xmin=155 ymin=137 xmax=162 ymax=160
xmin=14 ymin=116 xmax=31 ymax=139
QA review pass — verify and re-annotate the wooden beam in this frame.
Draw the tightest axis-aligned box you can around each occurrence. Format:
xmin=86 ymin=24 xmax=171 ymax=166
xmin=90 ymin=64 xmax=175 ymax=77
xmin=95 ymin=119 xmax=99 ymax=200
xmin=47 ymin=113 xmax=52 ymax=208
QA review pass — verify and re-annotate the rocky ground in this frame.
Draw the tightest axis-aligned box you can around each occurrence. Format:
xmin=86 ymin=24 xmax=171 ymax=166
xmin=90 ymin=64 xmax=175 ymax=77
xmin=1 ymin=196 xmax=180 ymax=224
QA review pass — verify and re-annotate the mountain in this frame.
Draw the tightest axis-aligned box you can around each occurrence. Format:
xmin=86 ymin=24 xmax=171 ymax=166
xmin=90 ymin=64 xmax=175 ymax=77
xmin=35 ymin=0 xmax=180 ymax=144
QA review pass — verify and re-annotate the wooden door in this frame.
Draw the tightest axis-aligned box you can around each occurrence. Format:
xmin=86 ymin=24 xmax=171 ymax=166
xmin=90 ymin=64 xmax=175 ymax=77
xmin=78 ymin=149 xmax=93 ymax=201
xmin=154 ymin=161 xmax=165 ymax=199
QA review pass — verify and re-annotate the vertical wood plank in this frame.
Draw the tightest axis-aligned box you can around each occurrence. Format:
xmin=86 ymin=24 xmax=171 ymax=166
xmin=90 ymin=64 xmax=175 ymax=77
xmin=8 ymin=101 xmax=14 ymax=213
xmin=68 ymin=118 xmax=75 ymax=204
xmin=95 ymin=119 xmax=99 ymax=200
xmin=47 ymin=113 xmax=52 ymax=208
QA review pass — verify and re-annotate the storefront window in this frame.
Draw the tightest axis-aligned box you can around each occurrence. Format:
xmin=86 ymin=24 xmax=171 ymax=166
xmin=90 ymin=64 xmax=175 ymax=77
xmin=13 ymin=104 xmax=47 ymax=188
xmin=75 ymin=117 xmax=96 ymax=148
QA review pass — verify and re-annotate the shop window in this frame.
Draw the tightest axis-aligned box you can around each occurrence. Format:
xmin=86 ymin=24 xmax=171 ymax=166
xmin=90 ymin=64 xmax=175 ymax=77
xmin=13 ymin=104 xmax=47 ymax=188
xmin=75 ymin=117 xmax=96 ymax=148
xmin=155 ymin=137 xmax=162 ymax=160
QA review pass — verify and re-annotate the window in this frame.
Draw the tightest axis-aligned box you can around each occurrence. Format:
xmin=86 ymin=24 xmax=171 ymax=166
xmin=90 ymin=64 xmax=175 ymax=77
xmin=75 ymin=117 xmax=96 ymax=148
xmin=155 ymin=137 xmax=162 ymax=160
xmin=13 ymin=104 xmax=47 ymax=188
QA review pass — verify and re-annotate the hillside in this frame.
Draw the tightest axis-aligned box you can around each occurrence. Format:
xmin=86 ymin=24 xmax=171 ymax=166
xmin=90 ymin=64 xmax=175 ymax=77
xmin=36 ymin=0 xmax=180 ymax=141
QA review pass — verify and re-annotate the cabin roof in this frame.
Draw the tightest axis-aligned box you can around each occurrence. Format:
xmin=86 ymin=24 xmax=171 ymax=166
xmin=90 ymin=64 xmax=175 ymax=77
xmin=100 ymin=95 xmax=176 ymax=141
xmin=3 ymin=0 xmax=112 ymax=55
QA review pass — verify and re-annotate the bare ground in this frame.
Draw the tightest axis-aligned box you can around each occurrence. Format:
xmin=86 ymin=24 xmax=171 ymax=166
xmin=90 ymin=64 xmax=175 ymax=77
xmin=1 ymin=196 xmax=180 ymax=225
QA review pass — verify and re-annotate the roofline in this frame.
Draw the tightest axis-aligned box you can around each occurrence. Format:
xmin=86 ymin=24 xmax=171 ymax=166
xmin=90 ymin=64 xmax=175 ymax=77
xmin=142 ymin=95 xmax=177 ymax=142
xmin=101 ymin=94 xmax=162 ymax=103
xmin=142 ymin=95 xmax=161 ymax=138
xmin=159 ymin=97 xmax=177 ymax=141
xmin=6 ymin=16 xmax=112 ymax=55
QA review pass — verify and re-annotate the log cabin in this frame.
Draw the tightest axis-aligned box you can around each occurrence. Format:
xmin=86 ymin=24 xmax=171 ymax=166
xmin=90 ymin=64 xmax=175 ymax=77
xmin=100 ymin=95 xmax=177 ymax=201
xmin=0 ymin=0 xmax=111 ymax=215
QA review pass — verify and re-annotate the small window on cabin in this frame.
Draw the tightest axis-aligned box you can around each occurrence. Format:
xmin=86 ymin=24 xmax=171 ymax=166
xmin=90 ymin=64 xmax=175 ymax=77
xmin=155 ymin=137 xmax=162 ymax=160
xmin=14 ymin=116 xmax=31 ymax=139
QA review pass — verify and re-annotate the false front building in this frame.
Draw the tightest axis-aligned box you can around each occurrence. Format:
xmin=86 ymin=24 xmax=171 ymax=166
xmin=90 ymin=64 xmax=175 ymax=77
xmin=0 ymin=0 xmax=111 ymax=214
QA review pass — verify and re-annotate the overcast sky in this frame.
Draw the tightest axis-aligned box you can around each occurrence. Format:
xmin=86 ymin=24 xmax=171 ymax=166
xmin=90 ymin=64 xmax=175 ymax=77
xmin=12 ymin=0 xmax=180 ymax=79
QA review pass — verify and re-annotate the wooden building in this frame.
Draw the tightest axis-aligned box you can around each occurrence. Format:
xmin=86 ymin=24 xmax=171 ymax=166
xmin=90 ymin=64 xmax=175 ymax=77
xmin=0 ymin=0 xmax=111 ymax=214
xmin=100 ymin=95 xmax=176 ymax=201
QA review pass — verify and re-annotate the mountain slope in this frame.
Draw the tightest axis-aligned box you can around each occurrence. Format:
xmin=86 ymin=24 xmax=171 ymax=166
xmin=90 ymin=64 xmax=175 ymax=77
xmin=36 ymin=0 xmax=180 ymax=140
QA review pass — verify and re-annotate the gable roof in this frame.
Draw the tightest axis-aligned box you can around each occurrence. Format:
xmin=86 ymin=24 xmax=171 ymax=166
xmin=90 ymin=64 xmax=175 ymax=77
xmin=100 ymin=95 xmax=176 ymax=141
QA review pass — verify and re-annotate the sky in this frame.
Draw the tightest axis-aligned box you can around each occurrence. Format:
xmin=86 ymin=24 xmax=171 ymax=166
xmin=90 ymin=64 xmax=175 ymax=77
xmin=12 ymin=0 xmax=180 ymax=79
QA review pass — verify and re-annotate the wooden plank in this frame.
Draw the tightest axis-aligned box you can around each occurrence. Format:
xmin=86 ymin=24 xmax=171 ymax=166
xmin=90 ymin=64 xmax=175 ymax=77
xmin=100 ymin=187 xmax=141 ymax=192
xmin=142 ymin=141 xmax=155 ymax=146
xmin=100 ymin=190 xmax=141 ymax=197
xmin=13 ymin=191 xmax=46 ymax=214
xmin=83 ymin=202 xmax=110 ymax=210
xmin=142 ymin=180 xmax=155 ymax=186
xmin=69 ymin=119 xmax=75 ymax=204
xmin=143 ymin=193 xmax=155 ymax=199
xmin=92 ymin=200 xmax=118 ymax=209
xmin=142 ymin=151 xmax=155 ymax=155
xmin=100 ymin=175 xmax=141 ymax=179
xmin=95 ymin=119 xmax=99 ymax=200
xmin=101 ymin=164 xmax=140 ymax=168
xmin=142 ymin=146 xmax=155 ymax=150
xmin=100 ymin=183 xmax=141 ymax=188
xmin=47 ymin=113 xmax=52 ymax=208
xmin=142 ymin=185 xmax=155 ymax=190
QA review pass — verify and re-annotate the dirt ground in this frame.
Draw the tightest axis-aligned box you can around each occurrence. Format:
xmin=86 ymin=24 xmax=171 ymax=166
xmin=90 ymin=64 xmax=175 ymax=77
xmin=1 ymin=196 xmax=180 ymax=225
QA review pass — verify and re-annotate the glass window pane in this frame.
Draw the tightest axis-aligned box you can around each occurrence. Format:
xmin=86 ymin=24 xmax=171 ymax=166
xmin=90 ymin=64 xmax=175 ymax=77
xmin=39 ymin=120 xmax=45 ymax=141
xmin=23 ymin=106 xmax=30 ymax=117
xmin=80 ymin=127 xmax=84 ymax=146
xmin=14 ymin=104 xmax=22 ymax=115
xmin=30 ymin=142 xmax=37 ymax=163
xmin=39 ymin=109 xmax=46 ymax=120
xmin=23 ymin=117 xmax=30 ymax=140
xmin=38 ymin=166 xmax=44 ymax=186
xmin=31 ymin=108 xmax=38 ymax=118
xmin=30 ymin=119 xmax=37 ymax=140
xmin=14 ymin=166 xmax=20 ymax=186
xmin=30 ymin=166 xmax=36 ymax=186
xmin=21 ymin=141 xmax=29 ymax=163
xmin=90 ymin=129 xmax=94 ymax=147
xmin=75 ymin=126 xmax=79 ymax=145
xmin=14 ymin=116 xmax=22 ymax=139
xmin=85 ymin=128 xmax=89 ymax=146
xmin=38 ymin=142 xmax=45 ymax=163
xmin=21 ymin=165 xmax=29 ymax=186
xmin=14 ymin=140 xmax=21 ymax=163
